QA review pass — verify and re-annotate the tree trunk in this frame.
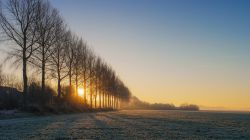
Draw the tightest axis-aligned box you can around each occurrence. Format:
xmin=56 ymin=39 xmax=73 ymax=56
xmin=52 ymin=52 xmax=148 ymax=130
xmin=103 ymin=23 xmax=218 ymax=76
xmin=57 ymin=57 xmax=61 ymax=98
xmin=112 ymin=96 xmax=114 ymax=109
xmin=75 ymin=74 xmax=78 ymax=96
xmin=41 ymin=60 xmax=45 ymax=93
xmin=105 ymin=92 xmax=109 ymax=108
xmin=114 ymin=96 xmax=116 ymax=109
xmin=99 ymin=92 xmax=101 ymax=108
xmin=105 ymin=93 xmax=107 ymax=108
xmin=57 ymin=79 xmax=61 ymax=98
xmin=102 ymin=91 xmax=105 ymax=108
xmin=23 ymin=52 xmax=28 ymax=102
xmin=69 ymin=65 xmax=72 ymax=95
xmin=69 ymin=63 xmax=72 ymax=87
xmin=69 ymin=71 xmax=71 ymax=87
xmin=98 ymin=84 xmax=101 ymax=108
xmin=108 ymin=94 xmax=110 ymax=108
xmin=116 ymin=97 xmax=118 ymax=109
xmin=23 ymin=45 xmax=28 ymax=106
xmin=95 ymin=95 xmax=97 ymax=108
xmin=83 ymin=72 xmax=87 ymax=104
xmin=90 ymin=78 xmax=93 ymax=109
xmin=41 ymin=45 xmax=46 ymax=93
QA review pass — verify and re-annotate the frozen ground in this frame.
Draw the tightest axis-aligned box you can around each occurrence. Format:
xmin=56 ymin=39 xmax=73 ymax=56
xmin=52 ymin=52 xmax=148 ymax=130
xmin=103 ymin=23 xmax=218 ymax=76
xmin=0 ymin=110 xmax=250 ymax=140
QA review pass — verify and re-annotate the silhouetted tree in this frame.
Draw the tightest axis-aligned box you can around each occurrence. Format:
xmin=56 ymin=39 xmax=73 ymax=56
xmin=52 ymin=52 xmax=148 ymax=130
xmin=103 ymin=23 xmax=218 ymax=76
xmin=0 ymin=0 xmax=132 ymax=110
xmin=72 ymin=38 xmax=83 ymax=96
xmin=65 ymin=33 xmax=77 ymax=94
xmin=87 ymin=50 xmax=95 ymax=108
xmin=49 ymin=18 xmax=68 ymax=98
xmin=30 ymin=1 xmax=60 ymax=93
xmin=0 ymin=0 xmax=40 ymax=95
xmin=79 ymin=40 xmax=89 ymax=103
xmin=94 ymin=57 xmax=102 ymax=108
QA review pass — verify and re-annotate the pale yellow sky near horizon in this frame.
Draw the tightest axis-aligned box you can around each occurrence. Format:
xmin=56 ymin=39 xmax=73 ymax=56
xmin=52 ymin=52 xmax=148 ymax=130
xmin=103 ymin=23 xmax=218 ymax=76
xmin=0 ymin=48 xmax=250 ymax=111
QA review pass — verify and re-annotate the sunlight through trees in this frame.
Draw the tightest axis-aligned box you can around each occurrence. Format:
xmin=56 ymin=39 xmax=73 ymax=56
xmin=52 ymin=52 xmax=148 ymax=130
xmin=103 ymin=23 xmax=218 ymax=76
xmin=0 ymin=0 xmax=131 ymax=110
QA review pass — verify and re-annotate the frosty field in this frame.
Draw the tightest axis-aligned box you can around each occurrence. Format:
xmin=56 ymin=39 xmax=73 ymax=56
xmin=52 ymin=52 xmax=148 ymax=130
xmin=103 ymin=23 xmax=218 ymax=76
xmin=0 ymin=110 xmax=250 ymax=140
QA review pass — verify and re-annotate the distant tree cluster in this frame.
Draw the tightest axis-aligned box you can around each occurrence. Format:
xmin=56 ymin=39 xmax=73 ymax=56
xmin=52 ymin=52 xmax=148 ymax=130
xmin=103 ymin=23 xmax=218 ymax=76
xmin=0 ymin=0 xmax=131 ymax=111
xmin=123 ymin=96 xmax=199 ymax=111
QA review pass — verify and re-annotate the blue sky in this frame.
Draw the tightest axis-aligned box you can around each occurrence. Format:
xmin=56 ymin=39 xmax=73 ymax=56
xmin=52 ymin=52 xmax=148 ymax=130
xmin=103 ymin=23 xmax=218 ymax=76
xmin=48 ymin=0 xmax=250 ymax=110
xmin=1 ymin=0 xmax=249 ymax=110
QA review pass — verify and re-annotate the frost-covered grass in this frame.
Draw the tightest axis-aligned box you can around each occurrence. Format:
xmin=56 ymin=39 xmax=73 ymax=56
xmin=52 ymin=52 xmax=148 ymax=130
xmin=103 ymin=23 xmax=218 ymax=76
xmin=0 ymin=110 xmax=250 ymax=140
xmin=0 ymin=110 xmax=34 ymax=120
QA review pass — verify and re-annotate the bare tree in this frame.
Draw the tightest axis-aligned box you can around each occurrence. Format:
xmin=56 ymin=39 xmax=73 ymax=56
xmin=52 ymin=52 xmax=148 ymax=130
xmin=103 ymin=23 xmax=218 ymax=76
xmin=71 ymin=38 xmax=83 ymax=96
xmin=30 ymin=1 xmax=60 ymax=93
xmin=65 ymin=33 xmax=77 ymax=93
xmin=94 ymin=57 xmax=102 ymax=108
xmin=87 ymin=50 xmax=95 ymax=108
xmin=79 ymin=40 xmax=89 ymax=103
xmin=49 ymin=18 xmax=68 ymax=98
xmin=0 ymin=0 xmax=132 ymax=110
xmin=0 ymin=0 xmax=40 ymax=94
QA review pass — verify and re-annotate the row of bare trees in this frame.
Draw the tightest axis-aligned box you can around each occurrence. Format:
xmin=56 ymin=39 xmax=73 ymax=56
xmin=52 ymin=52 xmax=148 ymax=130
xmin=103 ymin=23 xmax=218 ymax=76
xmin=0 ymin=0 xmax=131 ymax=109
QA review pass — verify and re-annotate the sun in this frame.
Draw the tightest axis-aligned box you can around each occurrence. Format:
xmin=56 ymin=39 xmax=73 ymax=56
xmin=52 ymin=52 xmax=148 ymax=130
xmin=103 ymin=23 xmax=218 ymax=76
xmin=78 ymin=88 xmax=84 ymax=97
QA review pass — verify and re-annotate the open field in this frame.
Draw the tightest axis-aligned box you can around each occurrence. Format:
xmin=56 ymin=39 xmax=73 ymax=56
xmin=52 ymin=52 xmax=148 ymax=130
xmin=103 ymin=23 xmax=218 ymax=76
xmin=0 ymin=110 xmax=250 ymax=140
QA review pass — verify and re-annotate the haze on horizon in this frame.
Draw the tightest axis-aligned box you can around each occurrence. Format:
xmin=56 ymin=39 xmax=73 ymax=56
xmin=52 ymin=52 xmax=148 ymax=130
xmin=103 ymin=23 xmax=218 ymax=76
xmin=1 ymin=0 xmax=250 ymax=111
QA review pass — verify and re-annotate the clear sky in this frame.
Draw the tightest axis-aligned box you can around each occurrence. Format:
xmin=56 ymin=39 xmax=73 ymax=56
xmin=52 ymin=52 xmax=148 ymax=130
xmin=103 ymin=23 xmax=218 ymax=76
xmin=2 ymin=0 xmax=250 ymax=111
xmin=48 ymin=0 xmax=250 ymax=111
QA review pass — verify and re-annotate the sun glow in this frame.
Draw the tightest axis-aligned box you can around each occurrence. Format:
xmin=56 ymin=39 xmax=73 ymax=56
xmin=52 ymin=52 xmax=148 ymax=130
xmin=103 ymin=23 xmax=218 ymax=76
xmin=78 ymin=88 xmax=84 ymax=97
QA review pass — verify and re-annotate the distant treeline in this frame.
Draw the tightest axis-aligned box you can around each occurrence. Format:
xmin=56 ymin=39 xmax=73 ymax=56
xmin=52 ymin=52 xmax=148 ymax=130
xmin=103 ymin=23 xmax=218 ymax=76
xmin=0 ymin=0 xmax=131 ymax=112
xmin=122 ymin=96 xmax=199 ymax=111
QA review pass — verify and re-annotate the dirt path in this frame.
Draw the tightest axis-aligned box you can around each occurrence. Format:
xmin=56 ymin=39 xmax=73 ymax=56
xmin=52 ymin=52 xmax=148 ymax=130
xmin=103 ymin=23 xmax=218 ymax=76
xmin=0 ymin=110 xmax=250 ymax=139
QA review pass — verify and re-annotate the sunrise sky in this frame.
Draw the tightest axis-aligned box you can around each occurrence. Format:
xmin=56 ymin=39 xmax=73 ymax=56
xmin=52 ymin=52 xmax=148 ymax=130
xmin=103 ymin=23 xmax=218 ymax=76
xmin=1 ymin=0 xmax=250 ymax=111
